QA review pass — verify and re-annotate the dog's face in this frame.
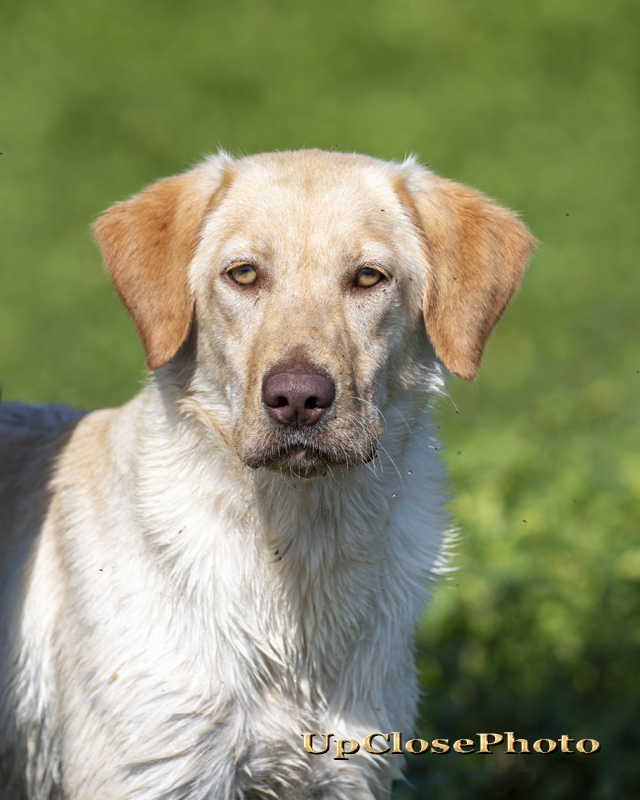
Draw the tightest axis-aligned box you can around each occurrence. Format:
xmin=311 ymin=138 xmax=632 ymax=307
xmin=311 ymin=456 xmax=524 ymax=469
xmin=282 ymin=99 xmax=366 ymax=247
xmin=94 ymin=150 xmax=534 ymax=478
xmin=190 ymin=152 xmax=430 ymax=477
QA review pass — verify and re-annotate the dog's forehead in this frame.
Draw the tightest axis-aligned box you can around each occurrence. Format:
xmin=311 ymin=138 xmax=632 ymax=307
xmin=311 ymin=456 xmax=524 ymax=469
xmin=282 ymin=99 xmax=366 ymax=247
xmin=202 ymin=150 xmax=410 ymax=260
xmin=231 ymin=149 xmax=395 ymax=195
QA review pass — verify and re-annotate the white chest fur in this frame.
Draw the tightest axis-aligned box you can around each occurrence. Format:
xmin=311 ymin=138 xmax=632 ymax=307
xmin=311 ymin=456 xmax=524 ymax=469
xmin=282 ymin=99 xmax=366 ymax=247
xmin=13 ymin=387 xmax=449 ymax=799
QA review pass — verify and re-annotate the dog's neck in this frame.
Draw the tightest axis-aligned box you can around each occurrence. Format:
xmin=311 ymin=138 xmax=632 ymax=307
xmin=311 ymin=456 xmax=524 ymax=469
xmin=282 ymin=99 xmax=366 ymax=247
xmin=116 ymin=377 xmax=450 ymax=717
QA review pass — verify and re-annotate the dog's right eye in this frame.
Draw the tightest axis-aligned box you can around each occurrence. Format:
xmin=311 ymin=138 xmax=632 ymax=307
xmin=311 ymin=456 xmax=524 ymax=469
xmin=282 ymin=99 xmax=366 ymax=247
xmin=228 ymin=264 xmax=258 ymax=286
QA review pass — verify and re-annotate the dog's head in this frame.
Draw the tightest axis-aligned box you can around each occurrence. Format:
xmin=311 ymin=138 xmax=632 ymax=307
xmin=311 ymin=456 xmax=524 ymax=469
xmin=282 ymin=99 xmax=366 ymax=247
xmin=94 ymin=150 xmax=534 ymax=478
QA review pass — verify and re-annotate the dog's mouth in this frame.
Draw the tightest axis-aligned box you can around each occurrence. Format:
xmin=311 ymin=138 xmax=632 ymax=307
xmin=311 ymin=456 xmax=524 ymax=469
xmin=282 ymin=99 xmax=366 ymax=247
xmin=288 ymin=445 xmax=314 ymax=462
xmin=241 ymin=429 xmax=377 ymax=479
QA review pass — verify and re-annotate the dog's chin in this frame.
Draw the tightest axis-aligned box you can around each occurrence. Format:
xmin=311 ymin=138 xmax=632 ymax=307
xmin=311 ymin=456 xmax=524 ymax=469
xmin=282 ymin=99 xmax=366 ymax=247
xmin=242 ymin=443 xmax=376 ymax=480
xmin=252 ymin=447 xmax=333 ymax=479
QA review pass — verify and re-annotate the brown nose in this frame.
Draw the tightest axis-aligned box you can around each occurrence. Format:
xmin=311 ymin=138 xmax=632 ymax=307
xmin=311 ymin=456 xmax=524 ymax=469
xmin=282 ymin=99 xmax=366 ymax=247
xmin=262 ymin=365 xmax=335 ymax=428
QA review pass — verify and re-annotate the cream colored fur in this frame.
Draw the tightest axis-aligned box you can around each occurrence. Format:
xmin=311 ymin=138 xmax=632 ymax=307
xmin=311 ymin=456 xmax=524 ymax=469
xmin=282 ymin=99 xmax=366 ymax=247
xmin=0 ymin=150 xmax=534 ymax=799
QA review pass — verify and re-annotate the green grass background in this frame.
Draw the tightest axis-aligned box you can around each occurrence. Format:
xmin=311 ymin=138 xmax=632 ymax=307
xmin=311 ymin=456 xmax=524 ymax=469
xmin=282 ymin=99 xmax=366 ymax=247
xmin=1 ymin=1 xmax=639 ymax=796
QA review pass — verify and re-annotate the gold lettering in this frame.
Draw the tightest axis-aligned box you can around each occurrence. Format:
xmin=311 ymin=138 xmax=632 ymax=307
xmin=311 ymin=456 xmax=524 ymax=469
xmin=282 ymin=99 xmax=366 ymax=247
xmin=576 ymin=739 xmax=600 ymax=754
xmin=533 ymin=739 xmax=557 ymax=754
xmin=405 ymin=738 xmax=429 ymax=754
xmin=477 ymin=733 xmax=504 ymax=754
xmin=504 ymin=731 xmax=530 ymax=754
xmin=301 ymin=733 xmax=332 ymax=754
xmin=431 ymin=739 xmax=451 ymax=754
xmin=453 ymin=738 xmax=475 ymax=754
xmin=390 ymin=732 xmax=403 ymax=754
xmin=334 ymin=738 xmax=360 ymax=760
xmin=363 ymin=733 xmax=390 ymax=754
xmin=558 ymin=735 xmax=575 ymax=753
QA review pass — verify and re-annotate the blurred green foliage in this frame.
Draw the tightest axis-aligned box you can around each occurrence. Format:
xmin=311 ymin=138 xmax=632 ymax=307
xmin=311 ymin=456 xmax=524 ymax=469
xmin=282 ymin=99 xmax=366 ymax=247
xmin=1 ymin=0 xmax=638 ymax=796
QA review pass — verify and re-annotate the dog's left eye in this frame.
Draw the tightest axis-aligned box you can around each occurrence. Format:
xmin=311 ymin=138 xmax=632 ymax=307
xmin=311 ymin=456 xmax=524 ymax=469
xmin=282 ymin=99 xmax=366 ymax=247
xmin=354 ymin=267 xmax=384 ymax=288
xmin=228 ymin=264 xmax=258 ymax=286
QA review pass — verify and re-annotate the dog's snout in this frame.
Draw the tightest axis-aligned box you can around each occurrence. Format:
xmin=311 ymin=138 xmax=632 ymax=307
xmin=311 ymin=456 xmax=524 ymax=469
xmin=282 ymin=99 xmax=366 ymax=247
xmin=262 ymin=367 xmax=334 ymax=428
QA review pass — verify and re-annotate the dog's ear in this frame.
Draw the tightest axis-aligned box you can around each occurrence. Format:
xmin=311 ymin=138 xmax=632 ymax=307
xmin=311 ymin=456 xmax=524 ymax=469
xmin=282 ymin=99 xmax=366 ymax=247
xmin=93 ymin=160 xmax=232 ymax=370
xmin=400 ymin=166 xmax=536 ymax=380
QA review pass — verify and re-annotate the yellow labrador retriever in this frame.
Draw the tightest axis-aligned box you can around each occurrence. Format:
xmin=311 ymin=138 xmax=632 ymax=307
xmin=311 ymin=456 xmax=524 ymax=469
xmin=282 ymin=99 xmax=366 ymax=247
xmin=0 ymin=150 xmax=534 ymax=799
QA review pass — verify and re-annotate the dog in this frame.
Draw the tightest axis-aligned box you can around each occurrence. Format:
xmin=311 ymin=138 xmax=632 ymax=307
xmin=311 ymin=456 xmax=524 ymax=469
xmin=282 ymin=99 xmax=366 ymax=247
xmin=0 ymin=149 xmax=534 ymax=799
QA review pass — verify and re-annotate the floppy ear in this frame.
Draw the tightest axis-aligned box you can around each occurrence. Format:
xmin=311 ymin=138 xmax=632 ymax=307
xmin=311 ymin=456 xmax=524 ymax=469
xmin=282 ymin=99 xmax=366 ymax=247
xmin=93 ymin=160 xmax=231 ymax=370
xmin=400 ymin=166 xmax=536 ymax=380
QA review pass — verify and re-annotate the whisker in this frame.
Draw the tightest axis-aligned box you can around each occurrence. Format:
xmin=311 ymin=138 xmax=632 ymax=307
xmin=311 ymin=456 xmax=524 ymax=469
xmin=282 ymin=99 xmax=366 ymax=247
xmin=376 ymin=442 xmax=402 ymax=479
xmin=388 ymin=404 xmax=413 ymax=435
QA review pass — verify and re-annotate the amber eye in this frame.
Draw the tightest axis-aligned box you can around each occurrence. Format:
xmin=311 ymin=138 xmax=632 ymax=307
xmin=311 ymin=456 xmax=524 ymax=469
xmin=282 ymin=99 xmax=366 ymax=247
xmin=354 ymin=267 xmax=384 ymax=288
xmin=228 ymin=264 xmax=258 ymax=286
